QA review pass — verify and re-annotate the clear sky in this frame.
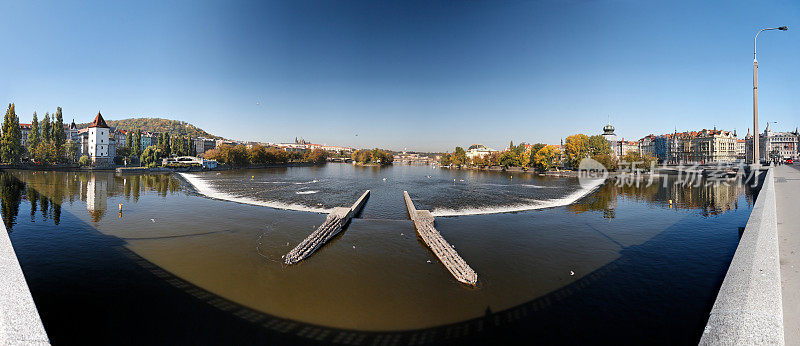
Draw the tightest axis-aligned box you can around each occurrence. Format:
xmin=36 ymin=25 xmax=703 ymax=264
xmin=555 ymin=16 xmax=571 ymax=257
xmin=2 ymin=0 xmax=798 ymax=152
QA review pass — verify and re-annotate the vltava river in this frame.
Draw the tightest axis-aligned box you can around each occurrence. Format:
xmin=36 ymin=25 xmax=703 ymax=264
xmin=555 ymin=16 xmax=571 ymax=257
xmin=2 ymin=164 xmax=754 ymax=344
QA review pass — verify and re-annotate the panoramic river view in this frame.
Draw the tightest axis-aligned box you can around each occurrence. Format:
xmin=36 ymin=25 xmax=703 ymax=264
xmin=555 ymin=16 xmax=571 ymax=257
xmin=2 ymin=164 xmax=754 ymax=344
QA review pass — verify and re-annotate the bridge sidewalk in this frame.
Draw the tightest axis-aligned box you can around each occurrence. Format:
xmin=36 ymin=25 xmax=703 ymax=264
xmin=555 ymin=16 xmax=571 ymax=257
xmin=775 ymin=164 xmax=800 ymax=344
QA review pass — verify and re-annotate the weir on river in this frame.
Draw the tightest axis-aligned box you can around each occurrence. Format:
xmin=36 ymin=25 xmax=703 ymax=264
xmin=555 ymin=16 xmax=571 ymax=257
xmin=284 ymin=190 xmax=370 ymax=264
xmin=404 ymin=191 xmax=478 ymax=286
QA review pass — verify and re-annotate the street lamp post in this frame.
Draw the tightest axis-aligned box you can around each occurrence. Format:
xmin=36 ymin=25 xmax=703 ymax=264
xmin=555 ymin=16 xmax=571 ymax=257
xmin=752 ymin=26 xmax=788 ymax=166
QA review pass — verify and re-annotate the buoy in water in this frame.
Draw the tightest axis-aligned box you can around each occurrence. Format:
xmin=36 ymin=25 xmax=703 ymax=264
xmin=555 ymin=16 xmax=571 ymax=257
xmin=118 ymin=203 xmax=123 ymax=211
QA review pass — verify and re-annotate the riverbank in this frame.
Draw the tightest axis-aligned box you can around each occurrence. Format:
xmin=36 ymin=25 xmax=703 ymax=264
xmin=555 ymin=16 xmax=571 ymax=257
xmin=0 ymin=163 xmax=116 ymax=171
xmin=352 ymin=162 xmax=391 ymax=167
xmin=120 ymin=162 xmax=323 ymax=173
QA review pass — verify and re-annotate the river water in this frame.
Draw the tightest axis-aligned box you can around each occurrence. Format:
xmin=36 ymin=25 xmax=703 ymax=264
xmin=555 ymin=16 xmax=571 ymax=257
xmin=1 ymin=164 xmax=754 ymax=345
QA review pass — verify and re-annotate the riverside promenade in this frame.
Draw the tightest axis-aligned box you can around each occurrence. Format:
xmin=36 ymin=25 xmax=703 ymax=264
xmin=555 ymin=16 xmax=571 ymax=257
xmin=775 ymin=164 xmax=800 ymax=345
xmin=701 ymin=165 xmax=800 ymax=345
xmin=0 ymin=215 xmax=50 ymax=345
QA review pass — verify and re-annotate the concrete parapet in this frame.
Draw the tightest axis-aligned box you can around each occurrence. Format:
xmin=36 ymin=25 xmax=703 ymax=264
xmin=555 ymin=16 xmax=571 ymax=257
xmin=700 ymin=168 xmax=783 ymax=345
xmin=0 ymin=218 xmax=50 ymax=345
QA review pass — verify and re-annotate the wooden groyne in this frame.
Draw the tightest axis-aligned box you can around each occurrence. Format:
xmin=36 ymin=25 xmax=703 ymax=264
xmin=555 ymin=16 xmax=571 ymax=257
xmin=284 ymin=190 xmax=370 ymax=264
xmin=403 ymin=191 xmax=478 ymax=286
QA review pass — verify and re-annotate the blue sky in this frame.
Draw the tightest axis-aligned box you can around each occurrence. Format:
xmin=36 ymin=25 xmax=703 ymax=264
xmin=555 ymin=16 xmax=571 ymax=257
xmin=2 ymin=0 xmax=798 ymax=152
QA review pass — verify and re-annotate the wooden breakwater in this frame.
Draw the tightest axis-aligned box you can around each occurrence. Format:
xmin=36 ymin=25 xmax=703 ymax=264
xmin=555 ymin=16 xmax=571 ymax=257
xmin=403 ymin=191 xmax=478 ymax=286
xmin=284 ymin=190 xmax=370 ymax=264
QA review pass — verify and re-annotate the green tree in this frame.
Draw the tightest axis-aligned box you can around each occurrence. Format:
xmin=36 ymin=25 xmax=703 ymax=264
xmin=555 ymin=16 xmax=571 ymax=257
xmin=171 ymin=136 xmax=181 ymax=156
xmin=78 ymin=155 xmax=90 ymax=166
xmin=247 ymin=145 xmax=267 ymax=164
xmin=62 ymin=141 xmax=78 ymax=163
xmin=304 ymin=148 xmax=328 ymax=164
xmin=133 ymin=130 xmax=142 ymax=158
xmin=486 ymin=151 xmax=501 ymax=166
xmin=140 ymin=145 xmax=162 ymax=167
xmin=204 ymin=144 xmax=248 ymax=166
xmin=528 ymin=143 xmax=546 ymax=164
xmin=125 ymin=131 xmax=133 ymax=152
xmin=53 ymin=107 xmax=66 ymax=147
xmin=593 ymin=152 xmax=618 ymax=170
xmin=509 ymin=141 xmax=525 ymax=156
xmin=620 ymin=151 xmax=654 ymax=171
xmin=452 ymin=147 xmax=467 ymax=166
xmin=163 ymin=135 xmax=171 ymax=157
xmin=41 ymin=113 xmax=52 ymax=142
xmin=587 ymin=135 xmax=615 ymax=170
xmin=520 ymin=146 xmax=532 ymax=168
xmin=32 ymin=140 xmax=58 ymax=164
xmin=116 ymin=145 xmax=130 ymax=161
xmin=439 ymin=153 xmax=452 ymax=166
xmin=564 ymin=134 xmax=591 ymax=169
xmin=588 ymin=135 xmax=612 ymax=157
xmin=499 ymin=150 xmax=521 ymax=167
xmin=1 ymin=104 xmax=22 ymax=163
xmin=534 ymin=145 xmax=561 ymax=171
xmin=29 ymin=112 xmax=41 ymax=153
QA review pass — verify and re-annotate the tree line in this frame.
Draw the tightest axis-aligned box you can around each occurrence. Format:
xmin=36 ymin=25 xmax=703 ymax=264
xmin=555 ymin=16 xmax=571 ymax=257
xmin=439 ymin=141 xmax=561 ymax=171
xmin=77 ymin=118 xmax=221 ymax=140
xmin=119 ymin=132 xmax=198 ymax=167
xmin=2 ymin=103 xmax=75 ymax=164
xmin=350 ymin=148 xmax=394 ymax=165
xmin=203 ymin=144 xmax=329 ymax=167
xmin=440 ymin=135 xmax=655 ymax=172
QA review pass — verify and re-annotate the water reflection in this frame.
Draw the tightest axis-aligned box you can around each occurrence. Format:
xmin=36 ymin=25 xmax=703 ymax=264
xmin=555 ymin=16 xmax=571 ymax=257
xmin=1 ymin=171 xmax=182 ymax=227
xmin=1 ymin=173 xmax=24 ymax=232
xmin=570 ymin=176 xmax=753 ymax=218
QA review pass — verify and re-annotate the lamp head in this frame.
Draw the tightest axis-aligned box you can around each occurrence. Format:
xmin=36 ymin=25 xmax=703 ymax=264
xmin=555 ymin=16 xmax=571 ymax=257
xmin=778 ymin=26 xmax=789 ymax=31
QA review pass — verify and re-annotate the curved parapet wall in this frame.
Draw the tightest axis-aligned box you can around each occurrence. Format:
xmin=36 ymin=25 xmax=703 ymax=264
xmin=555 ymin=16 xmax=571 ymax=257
xmin=0 ymin=216 xmax=50 ymax=345
xmin=700 ymin=168 xmax=783 ymax=345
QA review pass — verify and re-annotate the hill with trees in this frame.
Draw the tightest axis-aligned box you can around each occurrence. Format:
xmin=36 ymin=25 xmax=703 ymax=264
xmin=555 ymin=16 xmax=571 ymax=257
xmin=77 ymin=118 xmax=222 ymax=139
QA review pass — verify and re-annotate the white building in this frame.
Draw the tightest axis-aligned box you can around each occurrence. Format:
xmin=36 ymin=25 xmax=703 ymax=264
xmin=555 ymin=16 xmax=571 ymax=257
xmin=735 ymin=139 xmax=746 ymax=161
xmin=67 ymin=119 xmax=79 ymax=140
xmin=601 ymin=123 xmax=618 ymax=152
xmin=638 ymin=135 xmax=656 ymax=158
xmin=86 ymin=173 xmax=107 ymax=222
xmin=87 ymin=112 xmax=111 ymax=164
xmin=162 ymin=156 xmax=218 ymax=169
xmin=19 ymin=123 xmax=32 ymax=148
xmin=465 ymin=144 xmax=498 ymax=161
xmin=761 ymin=123 xmax=798 ymax=161
xmin=746 ymin=124 xmax=799 ymax=163
xmin=192 ymin=137 xmax=216 ymax=155
xmin=616 ymin=140 xmax=640 ymax=157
